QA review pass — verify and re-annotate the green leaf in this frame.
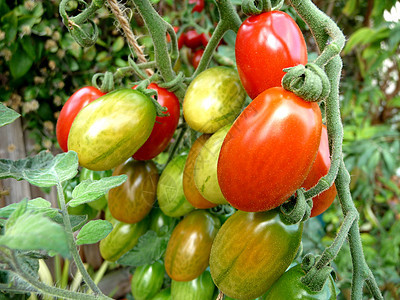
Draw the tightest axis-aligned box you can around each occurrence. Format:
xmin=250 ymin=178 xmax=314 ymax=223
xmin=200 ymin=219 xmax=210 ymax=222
xmin=5 ymin=200 xmax=28 ymax=231
xmin=20 ymin=36 xmax=36 ymax=61
xmin=117 ymin=230 xmax=169 ymax=267
xmin=69 ymin=175 xmax=127 ymax=207
xmin=0 ymin=151 xmax=79 ymax=187
xmin=0 ymin=103 xmax=20 ymax=127
xmin=0 ymin=212 xmax=69 ymax=257
xmin=111 ymin=36 xmax=125 ymax=52
xmin=1 ymin=10 xmax=18 ymax=43
xmin=76 ymin=220 xmax=113 ymax=245
xmin=10 ymin=44 xmax=34 ymax=79
xmin=343 ymin=27 xmax=373 ymax=54
xmin=342 ymin=0 xmax=359 ymax=16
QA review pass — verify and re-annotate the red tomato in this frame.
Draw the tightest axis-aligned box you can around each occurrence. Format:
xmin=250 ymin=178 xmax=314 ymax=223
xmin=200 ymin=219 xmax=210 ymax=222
xmin=191 ymin=49 xmax=204 ymax=69
xmin=184 ymin=30 xmax=204 ymax=50
xmin=217 ymin=87 xmax=322 ymax=212
xmin=167 ymin=26 xmax=184 ymax=49
xmin=189 ymin=0 xmax=204 ymax=13
xmin=132 ymin=83 xmax=180 ymax=161
xmin=302 ymin=124 xmax=337 ymax=217
xmin=56 ymin=86 xmax=105 ymax=152
xmin=235 ymin=11 xmax=308 ymax=99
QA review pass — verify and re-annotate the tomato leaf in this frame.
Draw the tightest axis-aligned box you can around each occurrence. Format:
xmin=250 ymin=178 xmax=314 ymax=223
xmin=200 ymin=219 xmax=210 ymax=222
xmin=68 ymin=175 xmax=127 ymax=207
xmin=117 ymin=230 xmax=169 ymax=267
xmin=10 ymin=44 xmax=34 ymax=79
xmin=0 ymin=103 xmax=20 ymax=127
xmin=76 ymin=220 xmax=113 ymax=245
xmin=0 ymin=209 xmax=70 ymax=258
xmin=0 ymin=151 xmax=79 ymax=187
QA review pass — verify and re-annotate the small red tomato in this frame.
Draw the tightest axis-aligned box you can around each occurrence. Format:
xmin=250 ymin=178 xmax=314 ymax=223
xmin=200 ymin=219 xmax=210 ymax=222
xmin=191 ymin=49 xmax=204 ymax=69
xmin=302 ymin=125 xmax=337 ymax=217
xmin=184 ymin=30 xmax=204 ymax=50
xmin=56 ymin=86 xmax=105 ymax=152
xmin=235 ymin=11 xmax=308 ymax=99
xmin=133 ymin=83 xmax=180 ymax=161
xmin=189 ymin=0 xmax=204 ymax=13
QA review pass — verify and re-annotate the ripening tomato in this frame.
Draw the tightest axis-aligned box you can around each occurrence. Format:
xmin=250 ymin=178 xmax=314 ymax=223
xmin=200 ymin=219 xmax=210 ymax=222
xmin=152 ymin=288 xmax=171 ymax=300
xmin=263 ymin=264 xmax=337 ymax=299
xmin=56 ymin=86 xmax=105 ymax=152
xmin=189 ymin=0 xmax=204 ymax=13
xmin=191 ymin=49 xmax=204 ymax=69
xmin=235 ymin=11 xmax=307 ymax=99
xmin=171 ymin=269 xmax=215 ymax=300
xmin=302 ymin=125 xmax=337 ymax=217
xmin=157 ymin=154 xmax=195 ymax=217
xmin=108 ymin=159 xmax=159 ymax=224
xmin=133 ymin=84 xmax=180 ymax=160
xmin=183 ymin=134 xmax=218 ymax=209
xmin=68 ymin=89 xmax=156 ymax=171
xmin=218 ymin=87 xmax=322 ymax=212
xmin=210 ymin=210 xmax=303 ymax=300
xmin=149 ymin=208 xmax=177 ymax=236
xmin=131 ymin=261 xmax=165 ymax=300
xmin=183 ymin=67 xmax=246 ymax=134
xmin=164 ymin=210 xmax=220 ymax=281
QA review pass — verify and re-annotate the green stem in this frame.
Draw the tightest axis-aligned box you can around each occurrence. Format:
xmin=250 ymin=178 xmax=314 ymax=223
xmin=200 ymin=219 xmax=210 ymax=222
xmin=56 ymin=183 xmax=110 ymax=298
xmin=166 ymin=125 xmax=188 ymax=164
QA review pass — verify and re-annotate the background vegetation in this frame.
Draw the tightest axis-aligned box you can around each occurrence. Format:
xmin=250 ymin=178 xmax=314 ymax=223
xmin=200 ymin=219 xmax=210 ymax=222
xmin=0 ymin=0 xmax=399 ymax=299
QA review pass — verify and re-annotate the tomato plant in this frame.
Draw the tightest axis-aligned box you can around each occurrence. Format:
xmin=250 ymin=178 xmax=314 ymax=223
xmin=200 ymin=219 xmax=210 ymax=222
xmin=210 ymin=210 xmax=303 ymax=299
xmin=164 ymin=210 xmax=220 ymax=281
xmin=183 ymin=134 xmax=217 ymax=209
xmin=56 ymin=86 xmax=105 ymax=152
xmin=152 ymin=288 xmax=171 ymax=300
xmin=68 ymin=89 xmax=156 ymax=171
xmin=235 ymin=11 xmax=308 ymax=99
xmin=191 ymin=49 xmax=204 ymax=69
xmin=171 ymin=269 xmax=215 ymax=300
xmin=149 ymin=208 xmax=177 ymax=236
xmin=184 ymin=30 xmax=205 ymax=50
xmin=79 ymin=167 xmax=111 ymax=210
xmin=131 ymin=260 xmax=165 ymax=300
xmin=183 ymin=66 xmax=246 ymax=133
xmin=189 ymin=0 xmax=204 ymax=13
xmin=132 ymin=83 xmax=180 ymax=161
xmin=302 ymin=125 xmax=337 ymax=217
xmin=218 ymin=87 xmax=322 ymax=212
xmin=263 ymin=264 xmax=337 ymax=299
xmin=108 ymin=159 xmax=159 ymax=223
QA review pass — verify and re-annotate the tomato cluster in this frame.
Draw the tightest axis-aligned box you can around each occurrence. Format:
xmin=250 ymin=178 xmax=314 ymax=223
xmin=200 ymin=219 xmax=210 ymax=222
xmin=56 ymin=5 xmax=338 ymax=300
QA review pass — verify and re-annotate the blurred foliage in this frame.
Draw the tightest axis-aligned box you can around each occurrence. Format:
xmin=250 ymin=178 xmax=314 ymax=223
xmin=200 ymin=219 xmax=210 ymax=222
xmin=0 ymin=0 xmax=399 ymax=299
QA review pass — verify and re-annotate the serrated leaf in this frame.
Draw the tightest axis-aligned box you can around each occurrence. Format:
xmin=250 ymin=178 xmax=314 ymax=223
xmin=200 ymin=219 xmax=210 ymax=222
xmin=0 ymin=151 xmax=79 ymax=187
xmin=0 ymin=103 xmax=20 ymax=127
xmin=117 ymin=230 xmax=169 ymax=267
xmin=76 ymin=220 xmax=113 ymax=245
xmin=69 ymin=175 xmax=127 ymax=207
xmin=0 ymin=212 xmax=69 ymax=257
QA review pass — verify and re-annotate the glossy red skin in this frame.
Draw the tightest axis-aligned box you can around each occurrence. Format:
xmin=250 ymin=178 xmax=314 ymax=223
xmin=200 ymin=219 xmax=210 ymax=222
xmin=217 ymin=87 xmax=322 ymax=212
xmin=184 ymin=30 xmax=204 ymax=50
xmin=189 ymin=0 xmax=204 ymax=13
xmin=191 ymin=49 xmax=204 ymax=69
xmin=235 ymin=11 xmax=308 ymax=99
xmin=302 ymin=125 xmax=337 ymax=217
xmin=133 ymin=83 xmax=180 ymax=160
xmin=56 ymin=86 xmax=105 ymax=152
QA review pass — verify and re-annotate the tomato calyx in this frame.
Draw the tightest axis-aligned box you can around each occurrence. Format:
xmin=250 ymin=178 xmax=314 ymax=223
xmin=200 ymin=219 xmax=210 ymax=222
xmin=279 ymin=188 xmax=313 ymax=224
xmin=134 ymin=82 xmax=169 ymax=117
xmin=92 ymin=71 xmax=114 ymax=93
xmin=300 ymin=253 xmax=336 ymax=293
xmin=242 ymin=0 xmax=284 ymax=16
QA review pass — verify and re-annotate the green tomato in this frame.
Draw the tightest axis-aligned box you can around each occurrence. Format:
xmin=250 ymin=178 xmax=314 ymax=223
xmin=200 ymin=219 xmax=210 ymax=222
xmin=149 ymin=208 xmax=177 ymax=236
xmin=152 ymin=287 xmax=171 ymax=300
xmin=210 ymin=210 xmax=303 ymax=300
xmin=194 ymin=124 xmax=230 ymax=204
xmin=79 ymin=167 xmax=112 ymax=210
xmin=157 ymin=154 xmax=195 ymax=217
xmin=99 ymin=217 xmax=149 ymax=262
xmin=171 ymin=269 xmax=215 ymax=300
xmin=68 ymin=89 xmax=156 ymax=171
xmin=183 ymin=67 xmax=246 ymax=134
xmin=263 ymin=264 xmax=337 ymax=300
xmin=131 ymin=260 xmax=165 ymax=300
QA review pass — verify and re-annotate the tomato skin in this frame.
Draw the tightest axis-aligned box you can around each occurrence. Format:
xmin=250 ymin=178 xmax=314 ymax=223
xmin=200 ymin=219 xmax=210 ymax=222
xmin=79 ymin=168 xmax=112 ymax=210
xmin=235 ymin=11 xmax=307 ymax=99
xmin=183 ymin=134 xmax=218 ymax=209
xmin=164 ymin=210 xmax=221 ymax=281
xmin=152 ymin=288 xmax=171 ymax=300
xmin=184 ymin=30 xmax=204 ymax=49
xmin=149 ymin=208 xmax=177 ymax=236
xmin=171 ymin=269 xmax=215 ymax=300
xmin=210 ymin=210 xmax=303 ymax=300
xmin=189 ymin=0 xmax=204 ymax=13
xmin=99 ymin=217 xmax=149 ymax=262
xmin=183 ymin=67 xmax=246 ymax=134
xmin=302 ymin=125 xmax=337 ymax=217
xmin=263 ymin=264 xmax=337 ymax=299
xmin=157 ymin=154 xmax=195 ymax=217
xmin=218 ymin=87 xmax=322 ymax=212
xmin=194 ymin=124 xmax=230 ymax=205
xmin=68 ymin=89 xmax=156 ymax=171
xmin=56 ymin=86 xmax=105 ymax=152
xmin=131 ymin=260 xmax=165 ymax=300
xmin=108 ymin=159 xmax=159 ymax=224
xmin=133 ymin=84 xmax=180 ymax=161
xmin=191 ymin=49 xmax=204 ymax=69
